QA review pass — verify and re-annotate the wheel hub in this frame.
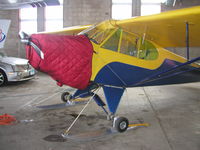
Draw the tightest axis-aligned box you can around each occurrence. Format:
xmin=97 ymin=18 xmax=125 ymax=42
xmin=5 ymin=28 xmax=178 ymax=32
xmin=119 ymin=121 xmax=127 ymax=130
xmin=64 ymin=94 xmax=71 ymax=100
xmin=0 ymin=73 xmax=4 ymax=85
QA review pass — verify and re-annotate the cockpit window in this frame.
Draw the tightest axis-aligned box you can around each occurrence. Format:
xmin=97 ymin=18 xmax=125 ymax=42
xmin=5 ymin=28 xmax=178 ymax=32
xmin=137 ymin=39 xmax=158 ymax=60
xmin=119 ymin=30 xmax=158 ymax=60
xmin=120 ymin=31 xmax=138 ymax=57
xmin=101 ymin=29 xmax=121 ymax=52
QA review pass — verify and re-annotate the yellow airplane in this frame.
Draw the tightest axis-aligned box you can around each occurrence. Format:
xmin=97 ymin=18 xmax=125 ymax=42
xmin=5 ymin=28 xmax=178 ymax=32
xmin=19 ymin=6 xmax=200 ymax=133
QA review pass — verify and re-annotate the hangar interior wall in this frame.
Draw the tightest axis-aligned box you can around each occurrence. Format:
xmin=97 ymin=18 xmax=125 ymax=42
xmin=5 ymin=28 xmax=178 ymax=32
xmin=63 ymin=0 xmax=111 ymax=27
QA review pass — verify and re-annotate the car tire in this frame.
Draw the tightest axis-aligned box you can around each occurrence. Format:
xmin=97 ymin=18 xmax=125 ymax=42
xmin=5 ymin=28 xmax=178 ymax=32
xmin=0 ymin=70 xmax=7 ymax=86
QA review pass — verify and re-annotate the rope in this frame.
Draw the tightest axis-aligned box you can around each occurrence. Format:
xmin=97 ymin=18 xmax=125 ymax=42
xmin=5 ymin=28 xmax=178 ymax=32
xmin=62 ymin=87 xmax=101 ymax=136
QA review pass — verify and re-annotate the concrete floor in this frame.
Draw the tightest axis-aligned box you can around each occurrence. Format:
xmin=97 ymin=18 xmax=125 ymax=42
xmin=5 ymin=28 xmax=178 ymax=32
xmin=0 ymin=72 xmax=199 ymax=150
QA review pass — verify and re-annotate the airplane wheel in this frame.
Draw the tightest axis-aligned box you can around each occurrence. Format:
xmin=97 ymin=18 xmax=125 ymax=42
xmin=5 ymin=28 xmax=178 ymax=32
xmin=61 ymin=92 xmax=72 ymax=102
xmin=113 ymin=117 xmax=129 ymax=133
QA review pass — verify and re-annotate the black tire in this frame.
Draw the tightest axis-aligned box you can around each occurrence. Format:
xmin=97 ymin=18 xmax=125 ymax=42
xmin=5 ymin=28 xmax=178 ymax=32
xmin=0 ymin=70 xmax=7 ymax=86
xmin=113 ymin=117 xmax=129 ymax=133
xmin=61 ymin=92 xmax=72 ymax=102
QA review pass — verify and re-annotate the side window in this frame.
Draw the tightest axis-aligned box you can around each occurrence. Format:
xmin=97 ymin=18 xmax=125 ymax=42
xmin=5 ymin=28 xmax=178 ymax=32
xmin=120 ymin=31 xmax=138 ymax=57
xmin=101 ymin=29 xmax=121 ymax=52
xmin=138 ymin=39 xmax=158 ymax=60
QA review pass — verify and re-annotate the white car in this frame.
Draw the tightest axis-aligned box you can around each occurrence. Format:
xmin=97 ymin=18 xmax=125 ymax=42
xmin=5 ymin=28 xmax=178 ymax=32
xmin=0 ymin=52 xmax=36 ymax=86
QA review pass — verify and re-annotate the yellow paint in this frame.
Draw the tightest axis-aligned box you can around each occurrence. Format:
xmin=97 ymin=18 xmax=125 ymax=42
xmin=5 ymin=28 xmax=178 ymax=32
xmin=128 ymin=123 xmax=150 ymax=127
xmin=72 ymin=98 xmax=89 ymax=102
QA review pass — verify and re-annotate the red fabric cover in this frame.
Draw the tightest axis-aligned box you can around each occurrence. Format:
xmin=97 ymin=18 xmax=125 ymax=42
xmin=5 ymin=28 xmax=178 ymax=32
xmin=26 ymin=34 xmax=93 ymax=89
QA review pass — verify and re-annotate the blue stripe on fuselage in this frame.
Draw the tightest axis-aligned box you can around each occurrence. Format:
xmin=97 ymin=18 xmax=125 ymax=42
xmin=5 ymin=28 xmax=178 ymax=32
xmin=94 ymin=59 xmax=200 ymax=87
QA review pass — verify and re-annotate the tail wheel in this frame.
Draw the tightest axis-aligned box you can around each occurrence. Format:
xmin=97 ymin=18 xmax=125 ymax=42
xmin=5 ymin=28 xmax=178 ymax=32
xmin=113 ymin=117 xmax=129 ymax=133
xmin=61 ymin=92 xmax=72 ymax=102
xmin=0 ymin=70 xmax=7 ymax=86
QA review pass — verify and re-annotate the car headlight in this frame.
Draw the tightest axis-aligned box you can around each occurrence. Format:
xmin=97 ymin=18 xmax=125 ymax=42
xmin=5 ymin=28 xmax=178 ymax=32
xmin=28 ymin=63 xmax=34 ymax=69
xmin=12 ymin=64 xmax=29 ymax=72
xmin=11 ymin=65 xmax=17 ymax=72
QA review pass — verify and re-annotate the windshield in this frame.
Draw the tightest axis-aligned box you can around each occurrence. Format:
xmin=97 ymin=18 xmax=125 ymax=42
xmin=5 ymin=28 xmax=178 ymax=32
xmin=79 ymin=20 xmax=117 ymax=45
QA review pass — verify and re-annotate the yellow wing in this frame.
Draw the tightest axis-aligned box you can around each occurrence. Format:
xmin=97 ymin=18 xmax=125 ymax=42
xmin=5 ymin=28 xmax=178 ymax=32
xmin=40 ymin=25 xmax=91 ymax=35
xmin=116 ymin=6 xmax=200 ymax=48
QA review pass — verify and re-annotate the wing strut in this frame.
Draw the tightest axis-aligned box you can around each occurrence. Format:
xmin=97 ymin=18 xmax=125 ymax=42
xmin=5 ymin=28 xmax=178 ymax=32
xmin=134 ymin=56 xmax=200 ymax=86
xmin=186 ymin=22 xmax=190 ymax=61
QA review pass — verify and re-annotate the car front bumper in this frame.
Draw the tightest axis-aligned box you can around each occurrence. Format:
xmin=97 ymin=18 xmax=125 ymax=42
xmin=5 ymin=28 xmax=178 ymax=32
xmin=7 ymin=68 xmax=36 ymax=82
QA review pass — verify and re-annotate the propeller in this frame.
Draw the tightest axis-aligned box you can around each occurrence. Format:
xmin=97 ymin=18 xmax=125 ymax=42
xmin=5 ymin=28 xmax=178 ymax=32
xmin=19 ymin=31 xmax=44 ymax=59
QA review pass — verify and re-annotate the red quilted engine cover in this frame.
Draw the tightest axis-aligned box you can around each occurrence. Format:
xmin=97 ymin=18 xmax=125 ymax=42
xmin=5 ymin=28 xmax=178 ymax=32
xmin=26 ymin=34 xmax=93 ymax=90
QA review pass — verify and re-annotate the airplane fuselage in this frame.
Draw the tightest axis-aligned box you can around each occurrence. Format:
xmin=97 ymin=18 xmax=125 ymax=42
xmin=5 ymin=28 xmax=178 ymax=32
xmin=91 ymin=41 xmax=200 ymax=87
